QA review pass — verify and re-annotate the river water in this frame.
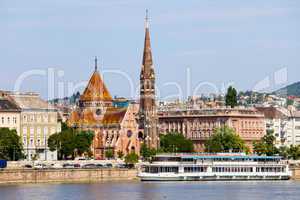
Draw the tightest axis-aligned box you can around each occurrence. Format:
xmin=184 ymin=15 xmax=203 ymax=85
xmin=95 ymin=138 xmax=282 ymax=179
xmin=0 ymin=181 xmax=299 ymax=200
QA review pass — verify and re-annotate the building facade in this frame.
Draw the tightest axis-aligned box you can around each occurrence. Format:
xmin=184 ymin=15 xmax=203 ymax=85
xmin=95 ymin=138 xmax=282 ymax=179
xmin=0 ymin=95 xmax=21 ymax=135
xmin=138 ymin=13 xmax=159 ymax=149
xmin=68 ymin=59 xmax=141 ymax=159
xmin=10 ymin=92 xmax=60 ymax=161
xmin=257 ymin=106 xmax=300 ymax=147
xmin=158 ymin=107 xmax=266 ymax=152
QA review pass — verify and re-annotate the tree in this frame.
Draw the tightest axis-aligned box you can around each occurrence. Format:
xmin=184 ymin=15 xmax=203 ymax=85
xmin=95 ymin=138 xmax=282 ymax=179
xmin=288 ymin=145 xmax=300 ymax=160
xmin=75 ymin=131 xmax=94 ymax=156
xmin=253 ymin=130 xmax=278 ymax=156
xmin=278 ymin=146 xmax=289 ymax=159
xmin=117 ymin=150 xmax=124 ymax=159
xmin=48 ymin=127 xmax=94 ymax=160
xmin=140 ymin=143 xmax=156 ymax=161
xmin=124 ymin=152 xmax=139 ymax=166
xmin=205 ymin=126 xmax=249 ymax=153
xmin=160 ymin=133 xmax=194 ymax=153
xmin=105 ymin=149 xmax=114 ymax=159
xmin=0 ymin=128 xmax=24 ymax=160
xmin=225 ymin=86 xmax=238 ymax=108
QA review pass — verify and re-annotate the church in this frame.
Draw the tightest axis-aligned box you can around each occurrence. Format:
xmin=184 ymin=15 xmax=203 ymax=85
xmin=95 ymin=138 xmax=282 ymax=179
xmin=67 ymin=13 xmax=159 ymax=159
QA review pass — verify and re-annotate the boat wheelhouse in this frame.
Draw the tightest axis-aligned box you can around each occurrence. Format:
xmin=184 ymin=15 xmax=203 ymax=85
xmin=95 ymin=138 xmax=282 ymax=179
xmin=138 ymin=153 xmax=291 ymax=181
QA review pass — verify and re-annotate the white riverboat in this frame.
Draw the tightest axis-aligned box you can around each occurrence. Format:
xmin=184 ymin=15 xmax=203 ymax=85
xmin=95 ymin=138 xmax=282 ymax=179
xmin=138 ymin=153 xmax=291 ymax=181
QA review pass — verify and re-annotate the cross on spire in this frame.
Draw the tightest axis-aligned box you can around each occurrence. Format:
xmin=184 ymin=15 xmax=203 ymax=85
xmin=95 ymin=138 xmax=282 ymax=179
xmin=94 ymin=56 xmax=98 ymax=71
xmin=145 ymin=9 xmax=149 ymax=28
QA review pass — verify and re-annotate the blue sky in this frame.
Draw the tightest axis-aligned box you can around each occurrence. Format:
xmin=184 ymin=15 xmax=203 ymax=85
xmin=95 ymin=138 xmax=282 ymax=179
xmin=1 ymin=0 xmax=300 ymax=100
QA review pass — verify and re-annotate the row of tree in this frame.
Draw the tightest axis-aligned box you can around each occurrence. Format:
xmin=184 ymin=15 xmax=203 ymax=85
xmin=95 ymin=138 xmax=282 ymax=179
xmin=0 ymin=128 xmax=24 ymax=160
xmin=48 ymin=123 xmax=94 ymax=160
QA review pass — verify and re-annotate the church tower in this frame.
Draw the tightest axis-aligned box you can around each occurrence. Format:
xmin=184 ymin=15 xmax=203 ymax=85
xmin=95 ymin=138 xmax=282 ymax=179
xmin=139 ymin=10 xmax=159 ymax=149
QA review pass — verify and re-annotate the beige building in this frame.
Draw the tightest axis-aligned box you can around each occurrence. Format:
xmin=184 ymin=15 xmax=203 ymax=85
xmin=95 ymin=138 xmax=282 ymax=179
xmin=10 ymin=92 xmax=61 ymax=161
xmin=0 ymin=95 xmax=21 ymax=135
xmin=158 ymin=107 xmax=266 ymax=152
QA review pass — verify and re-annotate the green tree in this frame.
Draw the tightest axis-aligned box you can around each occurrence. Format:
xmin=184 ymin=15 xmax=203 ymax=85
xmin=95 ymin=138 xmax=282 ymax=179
xmin=48 ymin=127 xmax=94 ymax=160
xmin=253 ymin=130 xmax=278 ymax=156
xmin=105 ymin=149 xmax=114 ymax=159
xmin=278 ymin=146 xmax=289 ymax=159
xmin=205 ymin=126 xmax=248 ymax=153
xmin=140 ymin=143 xmax=156 ymax=161
xmin=225 ymin=86 xmax=238 ymax=108
xmin=75 ymin=130 xmax=94 ymax=156
xmin=124 ymin=152 xmax=139 ymax=166
xmin=288 ymin=145 xmax=300 ymax=160
xmin=160 ymin=133 xmax=194 ymax=153
xmin=0 ymin=128 xmax=24 ymax=160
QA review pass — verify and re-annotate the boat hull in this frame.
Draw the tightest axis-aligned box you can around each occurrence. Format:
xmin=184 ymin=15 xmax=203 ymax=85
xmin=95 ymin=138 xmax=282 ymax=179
xmin=138 ymin=174 xmax=291 ymax=181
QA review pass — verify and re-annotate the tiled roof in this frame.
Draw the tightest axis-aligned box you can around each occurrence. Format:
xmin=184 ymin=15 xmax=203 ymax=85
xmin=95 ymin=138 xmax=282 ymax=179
xmin=67 ymin=107 xmax=128 ymax=127
xmin=10 ymin=94 xmax=55 ymax=110
xmin=80 ymin=71 xmax=112 ymax=102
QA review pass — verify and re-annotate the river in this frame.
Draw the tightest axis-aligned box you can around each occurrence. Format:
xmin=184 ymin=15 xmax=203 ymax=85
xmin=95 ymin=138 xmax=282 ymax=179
xmin=0 ymin=181 xmax=300 ymax=200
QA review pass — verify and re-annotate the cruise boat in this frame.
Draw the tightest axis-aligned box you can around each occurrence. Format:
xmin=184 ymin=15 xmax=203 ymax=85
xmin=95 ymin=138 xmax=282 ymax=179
xmin=138 ymin=153 xmax=291 ymax=181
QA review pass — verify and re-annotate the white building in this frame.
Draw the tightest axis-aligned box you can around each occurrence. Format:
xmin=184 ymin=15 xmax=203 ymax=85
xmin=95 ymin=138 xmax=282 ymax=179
xmin=256 ymin=106 xmax=300 ymax=147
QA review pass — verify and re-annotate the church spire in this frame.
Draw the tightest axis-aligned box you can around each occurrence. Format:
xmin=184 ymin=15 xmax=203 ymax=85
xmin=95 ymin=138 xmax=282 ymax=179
xmin=142 ymin=9 xmax=153 ymax=71
xmin=94 ymin=56 xmax=98 ymax=71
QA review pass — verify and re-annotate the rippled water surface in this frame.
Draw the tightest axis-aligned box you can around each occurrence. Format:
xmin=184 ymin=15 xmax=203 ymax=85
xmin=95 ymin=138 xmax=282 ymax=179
xmin=0 ymin=181 xmax=300 ymax=200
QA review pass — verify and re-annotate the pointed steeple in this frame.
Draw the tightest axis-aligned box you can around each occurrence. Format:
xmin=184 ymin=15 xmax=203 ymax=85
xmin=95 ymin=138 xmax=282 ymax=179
xmin=142 ymin=9 xmax=153 ymax=71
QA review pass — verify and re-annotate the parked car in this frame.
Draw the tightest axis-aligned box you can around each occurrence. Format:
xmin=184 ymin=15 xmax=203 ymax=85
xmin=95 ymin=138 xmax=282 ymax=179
xmin=73 ymin=163 xmax=81 ymax=168
xmin=50 ymin=163 xmax=62 ymax=169
xmin=95 ymin=164 xmax=104 ymax=168
xmin=115 ymin=164 xmax=127 ymax=169
xmin=104 ymin=163 xmax=113 ymax=168
xmin=82 ymin=164 xmax=97 ymax=169
xmin=34 ymin=163 xmax=47 ymax=169
xmin=23 ymin=164 xmax=33 ymax=169
xmin=63 ymin=163 xmax=75 ymax=169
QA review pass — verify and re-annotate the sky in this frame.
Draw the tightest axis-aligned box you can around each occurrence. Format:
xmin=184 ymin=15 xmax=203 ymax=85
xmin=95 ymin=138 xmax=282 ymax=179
xmin=1 ymin=0 xmax=300 ymax=101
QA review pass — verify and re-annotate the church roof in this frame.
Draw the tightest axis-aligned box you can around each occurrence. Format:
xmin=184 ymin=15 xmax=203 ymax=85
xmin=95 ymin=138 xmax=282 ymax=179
xmin=67 ymin=107 xmax=128 ymax=127
xmin=80 ymin=70 xmax=112 ymax=102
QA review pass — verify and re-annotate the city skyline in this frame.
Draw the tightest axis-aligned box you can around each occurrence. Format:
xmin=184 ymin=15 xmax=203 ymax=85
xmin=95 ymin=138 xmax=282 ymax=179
xmin=1 ymin=0 xmax=300 ymax=100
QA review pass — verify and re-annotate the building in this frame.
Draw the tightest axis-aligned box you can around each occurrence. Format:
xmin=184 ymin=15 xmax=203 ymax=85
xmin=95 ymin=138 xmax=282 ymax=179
xmin=288 ymin=111 xmax=300 ymax=146
xmin=257 ymin=106 xmax=300 ymax=147
xmin=158 ymin=107 xmax=266 ymax=151
xmin=67 ymin=58 xmax=141 ymax=159
xmin=10 ymin=92 xmax=61 ymax=161
xmin=138 ymin=12 xmax=159 ymax=149
xmin=0 ymin=95 xmax=21 ymax=135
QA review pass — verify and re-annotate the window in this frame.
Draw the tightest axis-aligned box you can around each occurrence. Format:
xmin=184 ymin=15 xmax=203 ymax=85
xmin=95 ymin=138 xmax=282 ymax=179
xmin=1 ymin=117 xmax=4 ymax=124
xmin=30 ymin=127 xmax=34 ymax=138
xmin=23 ymin=127 xmax=27 ymax=136
xmin=37 ymin=127 xmax=41 ymax=139
xmin=7 ymin=117 xmax=10 ymax=124
xmin=23 ymin=137 xmax=27 ymax=145
xmin=44 ymin=127 xmax=48 ymax=138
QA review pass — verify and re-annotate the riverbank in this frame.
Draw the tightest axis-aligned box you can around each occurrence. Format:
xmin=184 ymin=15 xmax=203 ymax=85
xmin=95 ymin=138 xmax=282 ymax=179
xmin=0 ymin=168 xmax=138 ymax=184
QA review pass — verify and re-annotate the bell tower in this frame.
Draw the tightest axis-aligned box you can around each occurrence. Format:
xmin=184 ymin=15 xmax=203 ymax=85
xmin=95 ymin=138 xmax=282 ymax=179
xmin=139 ymin=10 xmax=159 ymax=149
